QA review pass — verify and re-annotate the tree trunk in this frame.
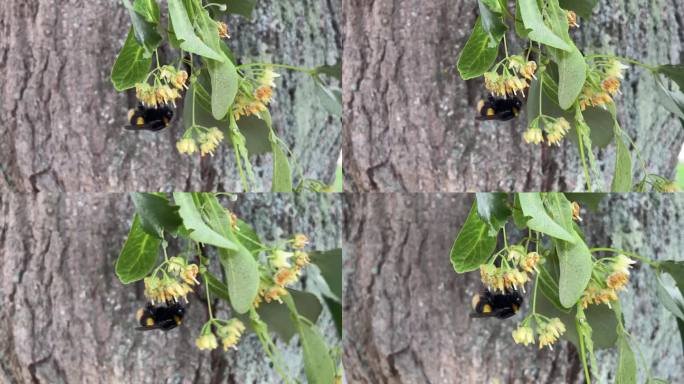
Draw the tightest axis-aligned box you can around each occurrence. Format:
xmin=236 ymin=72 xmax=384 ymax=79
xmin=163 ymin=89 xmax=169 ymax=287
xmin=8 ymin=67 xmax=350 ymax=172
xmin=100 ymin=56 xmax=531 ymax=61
xmin=0 ymin=0 xmax=341 ymax=192
xmin=342 ymin=0 xmax=684 ymax=192
xmin=0 ymin=192 xmax=341 ymax=383
xmin=342 ymin=193 xmax=684 ymax=383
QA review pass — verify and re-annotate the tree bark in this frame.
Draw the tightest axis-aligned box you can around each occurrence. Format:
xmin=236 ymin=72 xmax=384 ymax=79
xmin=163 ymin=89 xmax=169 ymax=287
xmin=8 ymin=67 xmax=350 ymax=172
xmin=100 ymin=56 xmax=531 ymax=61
xmin=0 ymin=192 xmax=341 ymax=383
xmin=342 ymin=0 xmax=684 ymax=192
xmin=343 ymin=193 xmax=684 ymax=383
xmin=0 ymin=0 xmax=341 ymax=192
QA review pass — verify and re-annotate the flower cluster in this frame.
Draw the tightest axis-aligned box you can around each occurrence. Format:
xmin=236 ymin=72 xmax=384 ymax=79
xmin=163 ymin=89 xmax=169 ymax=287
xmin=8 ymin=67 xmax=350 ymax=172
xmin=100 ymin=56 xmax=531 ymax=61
xmin=483 ymin=56 xmax=536 ymax=97
xmin=566 ymin=10 xmax=579 ymax=28
xmin=135 ymin=66 xmax=188 ymax=107
xmin=579 ymin=59 xmax=628 ymax=110
xmin=255 ymin=234 xmax=312 ymax=306
xmin=233 ymin=68 xmax=280 ymax=121
xmin=512 ymin=317 xmax=566 ymax=350
xmin=144 ymin=256 xmax=200 ymax=303
xmin=196 ymin=318 xmax=246 ymax=351
xmin=580 ymin=254 xmax=636 ymax=309
xmin=176 ymin=127 xmax=225 ymax=157
xmin=479 ymin=246 xmax=541 ymax=292
xmin=523 ymin=116 xmax=570 ymax=146
xmin=217 ymin=21 xmax=230 ymax=39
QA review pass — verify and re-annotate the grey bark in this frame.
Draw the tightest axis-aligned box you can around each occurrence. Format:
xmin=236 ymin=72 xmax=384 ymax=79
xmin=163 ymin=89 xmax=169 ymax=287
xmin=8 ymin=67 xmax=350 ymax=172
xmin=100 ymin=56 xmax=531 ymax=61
xmin=342 ymin=0 xmax=684 ymax=192
xmin=0 ymin=192 xmax=341 ymax=383
xmin=0 ymin=0 xmax=341 ymax=192
xmin=343 ymin=193 xmax=684 ymax=383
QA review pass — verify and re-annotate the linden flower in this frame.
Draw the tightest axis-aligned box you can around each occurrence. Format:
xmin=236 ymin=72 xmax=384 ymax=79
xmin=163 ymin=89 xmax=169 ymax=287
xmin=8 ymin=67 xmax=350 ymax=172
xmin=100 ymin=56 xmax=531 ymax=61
xmin=136 ymin=83 xmax=158 ymax=106
xmin=259 ymin=68 xmax=281 ymax=88
xmin=606 ymin=272 xmax=629 ymax=291
xmin=521 ymin=61 xmax=538 ymax=80
xmin=254 ymin=85 xmax=274 ymax=103
xmin=567 ymin=10 xmax=579 ymax=28
xmin=270 ymin=250 xmax=294 ymax=269
xmin=292 ymin=234 xmax=309 ymax=249
xmin=523 ymin=127 xmax=544 ymax=145
xmin=507 ymin=245 xmax=526 ymax=262
xmin=546 ymin=118 xmax=570 ymax=146
xmin=196 ymin=333 xmax=219 ymax=351
xmin=521 ymin=252 xmax=540 ymax=273
xmin=274 ymin=267 xmax=300 ymax=287
xmin=571 ymin=202 xmax=582 ymax=222
xmin=601 ymin=77 xmax=621 ymax=96
xmin=181 ymin=264 xmax=200 ymax=285
xmin=217 ymin=21 xmax=230 ymax=39
xmin=144 ymin=276 xmax=163 ymax=303
xmin=173 ymin=70 xmax=189 ymax=90
xmin=263 ymin=285 xmax=289 ymax=303
xmin=176 ymin=138 xmax=198 ymax=155
xmin=217 ymin=319 xmax=246 ymax=350
xmin=293 ymin=251 xmax=311 ymax=268
xmin=512 ymin=325 xmax=534 ymax=346
xmin=539 ymin=318 xmax=566 ymax=349
xmin=612 ymin=254 xmax=636 ymax=276
xmin=605 ymin=59 xmax=628 ymax=79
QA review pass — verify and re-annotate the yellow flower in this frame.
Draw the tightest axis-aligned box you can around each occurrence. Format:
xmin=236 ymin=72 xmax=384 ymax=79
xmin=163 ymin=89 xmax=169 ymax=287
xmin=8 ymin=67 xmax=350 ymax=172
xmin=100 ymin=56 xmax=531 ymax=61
xmin=521 ymin=252 xmax=540 ymax=273
xmin=293 ymin=251 xmax=311 ymax=268
xmin=507 ymin=245 xmax=526 ymax=262
xmin=605 ymin=59 xmax=628 ymax=79
xmin=206 ymin=127 xmax=224 ymax=146
xmin=176 ymin=138 xmax=198 ymax=155
xmin=601 ymin=77 xmax=621 ymax=96
xmin=612 ymin=254 xmax=636 ymax=276
xmin=521 ymin=61 xmax=537 ymax=80
xmin=136 ymin=83 xmax=158 ymax=106
xmin=566 ymin=10 xmax=579 ymax=28
xmin=546 ymin=118 xmax=570 ymax=146
xmin=270 ymin=250 xmax=294 ymax=269
xmin=571 ymin=202 xmax=582 ymax=222
xmin=292 ymin=234 xmax=309 ymax=249
xmin=254 ymin=86 xmax=274 ymax=103
xmin=263 ymin=285 xmax=289 ymax=303
xmin=196 ymin=333 xmax=219 ymax=350
xmin=217 ymin=319 xmax=246 ymax=350
xmin=606 ymin=272 xmax=629 ymax=291
xmin=259 ymin=68 xmax=281 ymax=88
xmin=217 ymin=21 xmax=230 ymax=39
xmin=512 ymin=326 xmax=534 ymax=346
xmin=167 ymin=256 xmax=187 ymax=274
xmin=538 ymin=318 xmax=566 ymax=349
xmin=274 ymin=267 xmax=300 ymax=287
xmin=173 ymin=70 xmax=189 ymax=90
xmin=144 ymin=276 xmax=163 ymax=303
xmin=181 ymin=264 xmax=200 ymax=285
xmin=523 ymin=127 xmax=543 ymax=145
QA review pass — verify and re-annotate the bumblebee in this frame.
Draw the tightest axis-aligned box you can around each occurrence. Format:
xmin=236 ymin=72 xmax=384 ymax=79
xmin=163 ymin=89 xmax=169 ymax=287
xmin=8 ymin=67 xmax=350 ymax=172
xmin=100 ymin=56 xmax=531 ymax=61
xmin=476 ymin=96 xmax=523 ymax=121
xmin=471 ymin=289 xmax=523 ymax=319
xmin=136 ymin=302 xmax=185 ymax=331
xmin=126 ymin=104 xmax=174 ymax=132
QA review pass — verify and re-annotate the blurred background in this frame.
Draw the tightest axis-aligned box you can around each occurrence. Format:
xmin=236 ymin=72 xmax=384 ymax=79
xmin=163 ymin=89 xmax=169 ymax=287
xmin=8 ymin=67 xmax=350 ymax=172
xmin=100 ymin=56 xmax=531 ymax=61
xmin=0 ymin=193 xmax=341 ymax=383
xmin=343 ymin=193 xmax=684 ymax=383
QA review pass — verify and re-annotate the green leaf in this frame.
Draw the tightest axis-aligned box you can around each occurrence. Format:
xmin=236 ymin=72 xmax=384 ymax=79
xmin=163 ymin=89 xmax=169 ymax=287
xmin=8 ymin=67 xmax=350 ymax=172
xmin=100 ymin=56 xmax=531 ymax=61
xmin=314 ymin=80 xmax=342 ymax=117
xmin=519 ymin=0 xmax=571 ymax=51
xmin=235 ymin=114 xmax=273 ymax=155
xmin=111 ymin=28 xmax=152 ymax=91
xmin=173 ymin=193 xmax=238 ymax=250
xmin=207 ymin=58 xmax=239 ymax=119
xmin=133 ymin=0 xmax=160 ymax=23
xmin=511 ymin=194 xmax=529 ymax=229
xmin=555 ymin=231 xmax=592 ymax=308
xmin=167 ymin=0 xmax=224 ymax=61
xmin=313 ymin=62 xmax=342 ymax=81
xmin=310 ymin=249 xmax=342 ymax=299
xmin=556 ymin=46 xmax=586 ymax=109
xmin=271 ymin=138 xmax=293 ymax=192
xmin=537 ymin=249 xmax=569 ymax=312
xmin=477 ymin=0 xmax=507 ymax=47
xmin=475 ymin=193 xmax=511 ymax=236
xmin=543 ymin=193 xmax=574 ymax=234
xmin=300 ymin=320 xmax=336 ymax=384
xmin=656 ymin=272 xmax=684 ymax=321
xmin=563 ymin=193 xmax=606 ymax=211
xmin=205 ymin=270 xmax=232 ymax=302
xmin=323 ymin=296 xmax=342 ymax=338
xmin=677 ymin=317 xmax=684 ymax=359
xmin=255 ymin=290 xmax=323 ymax=342
xmin=617 ymin=336 xmax=637 ymax=384
xmin=131 ymin=193 xmax=182 ymax=238
xmin=122 ymin=0 xmax=162 ymax=56
xmin=514 ymin=0 xmax=530 ymax=39
xmin=582 ymin=106 xmax=615 ymax=148
xmin=216 ymin=0 xmax=257 ymax=18
xmin=655 ymin=76 xmax=684 ymax=119
xmin=115 ymin=214 xmax=161 ymax=284
xmin=518 ymin=193 xmax=575 ymax=242
xmin=450 ymin=202 xmax=498 ymax=273
xmin=611 ymin=132 xmax=633 ymax=192
xmin=558 ymin=0 xmax=599 ymax=19
xmin=657 ymin=64 xmax=684 ymax=90
xmin=457 ymin=18 xmax=500 ymax=80
xmin=236 ymin=219 xmax=262 ymax=256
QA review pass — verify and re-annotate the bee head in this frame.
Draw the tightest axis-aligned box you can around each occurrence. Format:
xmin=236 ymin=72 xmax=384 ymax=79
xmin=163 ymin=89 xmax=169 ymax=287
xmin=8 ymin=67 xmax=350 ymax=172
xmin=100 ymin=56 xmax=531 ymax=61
xmin=127 ymin=109 xmax=135 ymax=122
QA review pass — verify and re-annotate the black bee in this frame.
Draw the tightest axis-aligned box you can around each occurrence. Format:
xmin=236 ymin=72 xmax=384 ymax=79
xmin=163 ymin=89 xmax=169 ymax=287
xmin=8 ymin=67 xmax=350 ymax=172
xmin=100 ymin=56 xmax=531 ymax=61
xmin=476 ymin=96 xmax=523 ymax=121
xmin=126 ymin=104 xmax=174 ymax=131
xmin=136 ymin=302 xmax=185 ymax=331
xmin=470 ymin=289 xmax=523 ymax=319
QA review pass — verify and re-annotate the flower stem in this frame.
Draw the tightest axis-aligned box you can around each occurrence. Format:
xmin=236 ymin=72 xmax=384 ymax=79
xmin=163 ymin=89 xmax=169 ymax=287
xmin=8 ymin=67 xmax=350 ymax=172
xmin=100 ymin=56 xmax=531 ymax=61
xmin=588 ymin=247 xmax=658 ymax=267
xmin=585 ymin=54 xmax=657 ymax=72
xmin=236 ymin=62 xmax=313 ymax=75
xmin=576 ymin=318 xmax=592 ymax=384
xmin=203 ymin=274 xmax=214 ymax=320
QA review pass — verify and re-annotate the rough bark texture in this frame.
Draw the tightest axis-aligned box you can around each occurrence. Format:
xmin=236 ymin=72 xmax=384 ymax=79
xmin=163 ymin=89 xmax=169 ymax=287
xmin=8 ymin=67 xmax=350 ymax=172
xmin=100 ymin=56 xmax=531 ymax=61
xmin=343 ymin=193 xmax=684 ymax=383
xmin=342 ymin=0 xmax=684 ymax=192
xmin=0 ymin=192 xmax=341 ymax=383
xmin=0 ymin=0 xmax=341 ymax=192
